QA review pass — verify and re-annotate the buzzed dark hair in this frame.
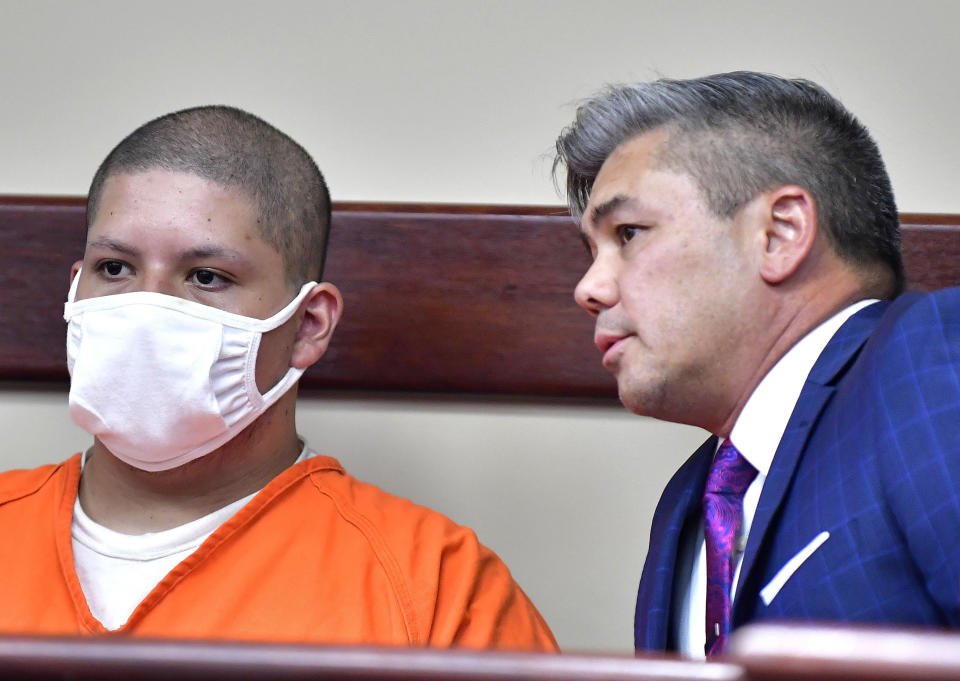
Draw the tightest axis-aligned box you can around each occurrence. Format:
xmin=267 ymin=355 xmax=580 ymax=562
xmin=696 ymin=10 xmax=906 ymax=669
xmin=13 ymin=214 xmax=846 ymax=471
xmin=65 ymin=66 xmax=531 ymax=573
xmin=555 ymin=71 xmax=905 ymax=297
xmin=87 ymin=105 xmax=331 ymax=286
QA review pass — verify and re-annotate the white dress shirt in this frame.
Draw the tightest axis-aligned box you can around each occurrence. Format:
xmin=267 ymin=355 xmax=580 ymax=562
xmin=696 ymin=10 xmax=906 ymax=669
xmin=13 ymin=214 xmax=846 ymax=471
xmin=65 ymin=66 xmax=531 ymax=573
xmin=673 ymin=299 xmax=878 ymax=657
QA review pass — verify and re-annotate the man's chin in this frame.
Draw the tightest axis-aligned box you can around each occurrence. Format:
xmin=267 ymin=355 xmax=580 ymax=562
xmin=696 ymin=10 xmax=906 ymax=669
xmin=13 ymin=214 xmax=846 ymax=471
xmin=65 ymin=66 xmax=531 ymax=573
xmin=618 ymin=386 xmax=649 ymax=416
xmin=616 ymin=378 xmax=662 ymax=418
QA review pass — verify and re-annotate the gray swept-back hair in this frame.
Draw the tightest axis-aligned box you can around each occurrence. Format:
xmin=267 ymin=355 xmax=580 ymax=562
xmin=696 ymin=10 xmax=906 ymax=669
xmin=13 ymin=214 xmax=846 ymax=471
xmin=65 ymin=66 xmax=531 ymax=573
xmin=87 ymin=105 xmax=331 ymax=286
xmin=554 ymin=71 xmax=904 ymax=296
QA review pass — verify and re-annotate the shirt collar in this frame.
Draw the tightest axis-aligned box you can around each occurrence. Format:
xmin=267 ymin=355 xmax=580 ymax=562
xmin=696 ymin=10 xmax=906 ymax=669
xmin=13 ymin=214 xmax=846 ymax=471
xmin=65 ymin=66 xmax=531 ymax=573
xmin=729 ymin=299 xmax=879 ymax=476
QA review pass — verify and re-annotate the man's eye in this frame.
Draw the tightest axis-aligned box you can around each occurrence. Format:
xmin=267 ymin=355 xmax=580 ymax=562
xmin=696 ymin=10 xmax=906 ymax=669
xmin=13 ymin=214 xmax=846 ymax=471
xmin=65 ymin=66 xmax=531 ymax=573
xmin=99 ymin=261 xmax=128 ymax=277
xmin=194 ymin=270 xmax=216 ymax=285
xmin=190 ymin=269 xmax=228 ymax=287
xmin=617 ymin=225 xmax=641 ymax=245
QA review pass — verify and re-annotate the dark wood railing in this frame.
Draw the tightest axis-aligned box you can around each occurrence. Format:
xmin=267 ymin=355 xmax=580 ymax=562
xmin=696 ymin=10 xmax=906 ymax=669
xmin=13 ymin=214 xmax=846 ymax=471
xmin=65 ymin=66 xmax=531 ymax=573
xmin=1 ymin=198 xmax=958 ymax=398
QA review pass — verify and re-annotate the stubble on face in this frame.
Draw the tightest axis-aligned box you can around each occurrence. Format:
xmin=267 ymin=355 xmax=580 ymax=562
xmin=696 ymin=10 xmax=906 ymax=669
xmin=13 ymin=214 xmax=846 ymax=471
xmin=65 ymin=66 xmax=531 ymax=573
xmin=580 ymin=131 xmax=757 ymax=430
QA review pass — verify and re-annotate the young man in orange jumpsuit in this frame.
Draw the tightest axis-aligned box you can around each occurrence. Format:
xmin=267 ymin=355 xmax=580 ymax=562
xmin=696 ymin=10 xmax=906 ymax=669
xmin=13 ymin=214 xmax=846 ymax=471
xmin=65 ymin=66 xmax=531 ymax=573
xmin=0 ymin=106 xmax=556 ymax=650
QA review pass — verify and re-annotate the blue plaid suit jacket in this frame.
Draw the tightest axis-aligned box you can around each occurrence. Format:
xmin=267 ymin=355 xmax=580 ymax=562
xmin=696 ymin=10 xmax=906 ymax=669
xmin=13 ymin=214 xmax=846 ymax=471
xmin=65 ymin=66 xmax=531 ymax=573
xmin=634 ymin=288 xmax=960 ymax=651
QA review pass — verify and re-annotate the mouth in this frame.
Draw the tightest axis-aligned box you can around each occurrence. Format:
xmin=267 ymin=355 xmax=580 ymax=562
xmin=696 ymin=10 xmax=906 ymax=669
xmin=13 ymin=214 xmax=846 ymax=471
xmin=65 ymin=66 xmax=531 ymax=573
xmin=595 ymin=332 xmax=631 ymax=365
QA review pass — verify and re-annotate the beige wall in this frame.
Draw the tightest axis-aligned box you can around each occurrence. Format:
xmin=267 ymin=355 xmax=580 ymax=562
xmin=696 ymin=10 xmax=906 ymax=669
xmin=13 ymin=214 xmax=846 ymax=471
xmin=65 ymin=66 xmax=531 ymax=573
xmin=1 ymin=0 xmax=957 ymax=651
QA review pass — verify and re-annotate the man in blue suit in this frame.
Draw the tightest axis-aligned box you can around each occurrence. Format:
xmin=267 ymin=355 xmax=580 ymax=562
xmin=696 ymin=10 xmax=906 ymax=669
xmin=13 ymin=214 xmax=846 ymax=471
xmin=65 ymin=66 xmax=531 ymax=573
xmin=553 ymin=72 xmax=960 ymax=657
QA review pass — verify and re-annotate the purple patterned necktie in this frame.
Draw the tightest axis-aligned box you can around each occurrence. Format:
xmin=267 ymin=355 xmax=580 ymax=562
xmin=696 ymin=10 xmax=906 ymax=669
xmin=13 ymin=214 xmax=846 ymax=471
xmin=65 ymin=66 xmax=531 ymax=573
xmin=703 ymin=439 xmax=757 ymax=657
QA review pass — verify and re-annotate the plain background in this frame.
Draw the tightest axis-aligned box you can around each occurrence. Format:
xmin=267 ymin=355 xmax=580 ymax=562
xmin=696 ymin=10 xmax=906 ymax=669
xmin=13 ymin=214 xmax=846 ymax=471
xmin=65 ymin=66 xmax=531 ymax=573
xmin=1 ymin=0 xmax=958 ymax=652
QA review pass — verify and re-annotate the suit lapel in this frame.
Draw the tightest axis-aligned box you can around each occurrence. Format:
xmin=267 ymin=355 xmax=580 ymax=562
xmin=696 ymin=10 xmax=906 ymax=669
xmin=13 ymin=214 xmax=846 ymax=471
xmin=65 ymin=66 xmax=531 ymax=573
xmin=635 ymin=436 xmax=715 ymax=650
xmin=733 ymin=301 xmax=891 ymax=622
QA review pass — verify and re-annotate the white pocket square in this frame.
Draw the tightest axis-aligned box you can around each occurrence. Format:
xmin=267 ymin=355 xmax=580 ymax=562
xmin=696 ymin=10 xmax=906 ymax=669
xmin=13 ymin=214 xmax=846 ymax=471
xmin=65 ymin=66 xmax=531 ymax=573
xmin=760 ymin=530 xmax=830 ymax=606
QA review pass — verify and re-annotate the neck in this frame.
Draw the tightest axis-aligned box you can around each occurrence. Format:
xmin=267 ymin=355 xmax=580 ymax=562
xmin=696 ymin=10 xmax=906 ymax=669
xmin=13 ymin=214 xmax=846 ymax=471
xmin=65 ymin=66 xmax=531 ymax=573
xmin=77 ymin=393 xmax=301 ymax=533
xmin=710 ymin=265 xmax=869 ymax=438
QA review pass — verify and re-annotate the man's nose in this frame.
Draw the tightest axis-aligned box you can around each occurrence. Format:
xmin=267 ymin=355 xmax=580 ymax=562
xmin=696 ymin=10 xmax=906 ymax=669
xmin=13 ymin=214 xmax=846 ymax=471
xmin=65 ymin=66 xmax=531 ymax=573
xmin=574 ymin=257 xmax=618 ymax=316
xmin=136 ymin=269 xmax=180 ymax=297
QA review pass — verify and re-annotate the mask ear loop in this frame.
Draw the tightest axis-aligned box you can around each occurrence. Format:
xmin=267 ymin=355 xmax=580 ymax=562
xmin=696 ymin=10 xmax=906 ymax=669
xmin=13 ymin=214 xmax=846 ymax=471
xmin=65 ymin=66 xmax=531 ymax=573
xmin=64 ymin=268 xmax=83 ymax=320
xmin=68 ymin=269 xmax=81 ymax=301
xmin=244 ymin=283 xmax=318 ymax=402
xmin=255 ymin=282 xmax=319 ymax=330
xmin=256 ymin=359 xmax=307 ymax=403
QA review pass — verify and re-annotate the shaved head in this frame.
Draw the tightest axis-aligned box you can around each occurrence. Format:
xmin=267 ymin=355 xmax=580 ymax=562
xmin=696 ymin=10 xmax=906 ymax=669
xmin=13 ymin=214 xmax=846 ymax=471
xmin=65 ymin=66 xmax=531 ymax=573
xmin=87 ymin=106 xmax=331 ymax=287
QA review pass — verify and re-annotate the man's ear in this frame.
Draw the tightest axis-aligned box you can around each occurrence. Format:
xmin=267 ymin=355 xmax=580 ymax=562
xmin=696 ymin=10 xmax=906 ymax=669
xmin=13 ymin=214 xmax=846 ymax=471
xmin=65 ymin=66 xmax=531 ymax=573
xmin=70 ymin=261 xmax=82 ymax=282
xmin=758 ymin=185 xmax=818 ymax=285
xmin=290 ymin=283 xmax=344 ymax=370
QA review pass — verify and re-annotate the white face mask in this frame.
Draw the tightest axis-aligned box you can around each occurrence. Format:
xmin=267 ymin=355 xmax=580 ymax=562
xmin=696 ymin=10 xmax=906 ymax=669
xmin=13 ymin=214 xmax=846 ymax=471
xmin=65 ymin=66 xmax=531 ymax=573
xmin=64 ymin=275 xmax=317 ymax=471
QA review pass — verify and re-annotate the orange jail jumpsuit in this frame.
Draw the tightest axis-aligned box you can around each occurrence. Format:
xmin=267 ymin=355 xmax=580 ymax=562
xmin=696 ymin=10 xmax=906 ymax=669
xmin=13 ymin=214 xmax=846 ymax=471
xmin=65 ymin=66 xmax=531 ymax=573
xmin=0 ymin=454 xmax=557 ymax=650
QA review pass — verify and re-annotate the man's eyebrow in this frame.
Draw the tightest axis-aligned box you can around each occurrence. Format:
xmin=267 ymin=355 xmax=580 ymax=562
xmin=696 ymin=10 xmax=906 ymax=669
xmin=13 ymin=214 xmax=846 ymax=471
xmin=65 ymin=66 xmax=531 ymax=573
xmin=86 ymin=239 xmax=253 ymax=265
xmin=181 ymin=245 xmax=249 ymax=261
xmin=588 ymin=194 xmax=632 ymax=226
xmin=85 ymin=237 xmax=139 ymax=256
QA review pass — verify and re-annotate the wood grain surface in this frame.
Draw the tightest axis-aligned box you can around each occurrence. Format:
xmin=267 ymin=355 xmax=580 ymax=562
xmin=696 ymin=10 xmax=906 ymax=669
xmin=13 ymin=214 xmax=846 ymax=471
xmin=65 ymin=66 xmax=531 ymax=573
xmin=1 ymin=198 xmax=957 ymax=398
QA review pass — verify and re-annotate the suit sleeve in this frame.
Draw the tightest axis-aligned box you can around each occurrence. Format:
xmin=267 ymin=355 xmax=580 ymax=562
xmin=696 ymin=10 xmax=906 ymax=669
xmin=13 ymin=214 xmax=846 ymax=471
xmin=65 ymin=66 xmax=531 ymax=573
xmin=874 ymin=289 xmax=960 ymax=624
